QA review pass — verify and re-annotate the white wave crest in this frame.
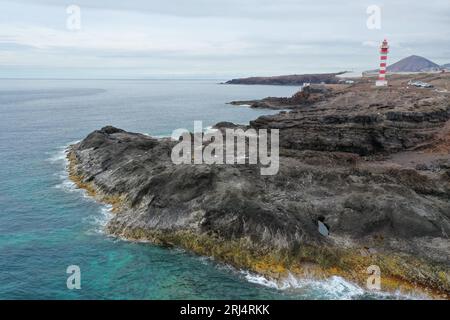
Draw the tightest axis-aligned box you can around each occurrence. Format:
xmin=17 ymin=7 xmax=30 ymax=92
xmin=49 ymin=141 xmax=114 ymax=234
xmin=46 ymin=140 xmax=79 ymax=164
xmin=241 ymin=271 xmax=425 ymax=300
xmin=82 ymin=204 xmax=114 ymax=234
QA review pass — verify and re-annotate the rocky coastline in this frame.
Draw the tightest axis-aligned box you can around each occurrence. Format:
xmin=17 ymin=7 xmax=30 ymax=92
xmin=67 ymin=74 xmax=450 ymax=298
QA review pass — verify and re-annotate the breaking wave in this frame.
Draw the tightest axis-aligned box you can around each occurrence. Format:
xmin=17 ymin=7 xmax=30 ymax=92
xmin=48 ymin=141 xmax=113 ymax=233
xmin=47 ymin=141 xmax=78 ymax=192
xmin=241 ymin=271 xmax=428 ymax=300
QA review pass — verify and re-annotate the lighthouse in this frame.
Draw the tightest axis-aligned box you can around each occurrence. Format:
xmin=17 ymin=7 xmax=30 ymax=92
xmin=375 ymin=39 xmax=389 ymax=86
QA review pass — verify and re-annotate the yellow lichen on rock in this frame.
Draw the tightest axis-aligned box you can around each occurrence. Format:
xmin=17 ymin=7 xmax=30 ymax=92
xmin=67 ymin=149 xmax=126 ymax=213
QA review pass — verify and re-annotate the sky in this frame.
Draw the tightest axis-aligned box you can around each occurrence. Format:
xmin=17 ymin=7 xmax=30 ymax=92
xmin=0 ymin=0 xmax=449 ymax=78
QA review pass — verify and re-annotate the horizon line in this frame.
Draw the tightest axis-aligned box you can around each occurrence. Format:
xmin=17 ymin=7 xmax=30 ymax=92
xmin=0 ymin=77 xmax=230 ymax=81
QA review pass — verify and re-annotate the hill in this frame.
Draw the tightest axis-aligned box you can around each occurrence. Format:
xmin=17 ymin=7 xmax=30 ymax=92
xmin=365 ymin=55 xmax=442 ymax=74
xmin=388 ymin=55 xmax=441 ymax=72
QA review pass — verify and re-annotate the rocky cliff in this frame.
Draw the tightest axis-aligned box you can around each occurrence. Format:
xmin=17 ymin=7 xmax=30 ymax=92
xmin=251 ymin=83 xmax=450 ymax=155
xmin=67 ymin=74 xmax=450 ymax=298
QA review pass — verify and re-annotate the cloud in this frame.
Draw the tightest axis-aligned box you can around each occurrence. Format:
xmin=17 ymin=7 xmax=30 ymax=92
xmin=362 ymin=41 xmax=378 ymax=48
xmin=0 ymin=0 xmax=449 ymax=77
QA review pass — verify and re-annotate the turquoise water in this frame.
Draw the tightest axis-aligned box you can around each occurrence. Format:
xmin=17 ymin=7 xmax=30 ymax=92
xmin=0 ymin=79 xmax=412 ymax=299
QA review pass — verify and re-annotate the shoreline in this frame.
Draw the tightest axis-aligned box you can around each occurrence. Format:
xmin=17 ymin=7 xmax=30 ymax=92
xmin=64 ymin=73 xmax=450 ymax=299
xmin=66 ymin=147 xmax=448 ymax=299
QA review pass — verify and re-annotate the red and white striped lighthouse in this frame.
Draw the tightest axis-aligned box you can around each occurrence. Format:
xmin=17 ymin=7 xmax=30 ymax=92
xmin=376 ymin=39 xmax=389 ymax=86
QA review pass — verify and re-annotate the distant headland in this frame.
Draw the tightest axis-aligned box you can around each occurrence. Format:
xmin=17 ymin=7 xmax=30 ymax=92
xmin=223 ymin=72 xmax=348 ymax=85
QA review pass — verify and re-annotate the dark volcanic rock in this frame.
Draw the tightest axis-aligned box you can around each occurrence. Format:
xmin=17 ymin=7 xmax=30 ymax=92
xmin=212 ymin=121 xmax=248 ymax=130
xmin=229 ymin=85 xmax=333 ymax=110
xmin=68 ymin=77 xmax=450 ymax=296
xmin=69 ymin=123 xmax=450 ymax=295
xmin=70 ymin=127 xmax=450 ymax=243
xmin=250 ymin=86 xmax=450 ymax=155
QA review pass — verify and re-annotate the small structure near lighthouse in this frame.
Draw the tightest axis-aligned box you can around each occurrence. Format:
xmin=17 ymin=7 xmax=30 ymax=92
xmin=375 ymin=39 xmax=389 ymax=86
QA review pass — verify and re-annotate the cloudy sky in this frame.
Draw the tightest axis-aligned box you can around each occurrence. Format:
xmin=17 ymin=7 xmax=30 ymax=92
xmin=0 ymin=0 xmax=449 ymax=78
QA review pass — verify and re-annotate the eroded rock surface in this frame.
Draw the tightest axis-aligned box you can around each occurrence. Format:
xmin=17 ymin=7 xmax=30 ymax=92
xmin=68 ymin=75 xmax=450 ymax=297
xmin=251 ymin=81 xmax=450 ymax=155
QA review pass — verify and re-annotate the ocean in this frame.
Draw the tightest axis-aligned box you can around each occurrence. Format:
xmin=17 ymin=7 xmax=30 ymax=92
xmin=0 ymin=79 xmax=415 ymax=299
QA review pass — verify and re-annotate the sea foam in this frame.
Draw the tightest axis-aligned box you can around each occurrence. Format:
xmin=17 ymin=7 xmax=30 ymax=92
xmin=48 ymin=141 xmax=114 ymax=234
xmin=241 ymin=270 xmax=426 ymax=300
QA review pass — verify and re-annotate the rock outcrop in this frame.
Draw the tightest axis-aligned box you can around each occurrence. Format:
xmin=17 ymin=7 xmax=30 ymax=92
xmin=229 ymin=84 xmax=333 ymax=110
xmin=251 ymin=84 xmax=450 ymax=155
xmin=67 ymin=75 xmax=450 ymax=298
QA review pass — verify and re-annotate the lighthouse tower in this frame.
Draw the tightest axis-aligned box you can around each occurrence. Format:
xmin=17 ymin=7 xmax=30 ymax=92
xmin=375 ymin=39 xmax=389 ymax=86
